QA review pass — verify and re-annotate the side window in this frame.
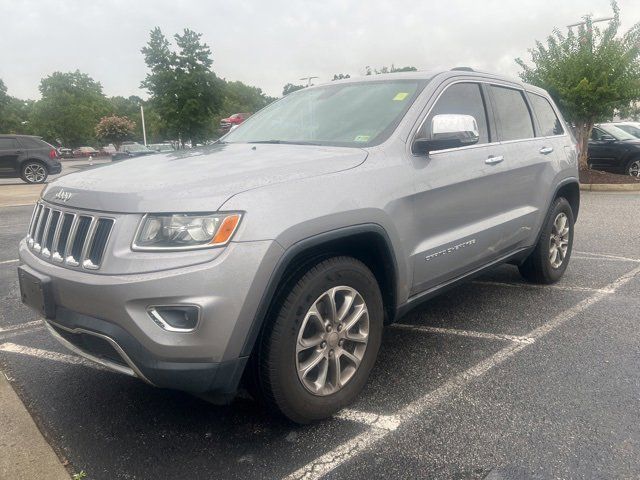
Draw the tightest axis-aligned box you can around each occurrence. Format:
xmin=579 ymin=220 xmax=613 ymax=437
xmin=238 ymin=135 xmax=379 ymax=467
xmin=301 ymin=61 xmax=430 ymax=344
xmin=0 ymin=138 xmax=18 ymax=150
xmin=590 ymin=128 xmax=604 ymax=141
xmin=490 ymin=86 xmax=535 ymax=141
xmin=529 ymin=93 xmax=564 ymax=136
xmin=418 ymin=82 xmax=489 ymax=145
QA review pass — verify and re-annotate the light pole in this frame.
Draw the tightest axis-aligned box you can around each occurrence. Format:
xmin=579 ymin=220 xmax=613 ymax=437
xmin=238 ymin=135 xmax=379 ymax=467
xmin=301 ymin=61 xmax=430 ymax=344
xmin=567 ymin=16 xmax=613 ymax=29
xmin=140 ymin=104 xmax=147 ymax=146
xmin=299 ymin=76 xmax=319 ymax=87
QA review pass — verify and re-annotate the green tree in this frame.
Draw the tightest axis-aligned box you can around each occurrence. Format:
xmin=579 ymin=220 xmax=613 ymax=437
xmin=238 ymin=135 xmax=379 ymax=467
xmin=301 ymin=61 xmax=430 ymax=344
xmin=365 ymin=65 xmax=417 ymax=75
xmin=95 ymin=115 xmax=136 ymax=151
xmin=141 ymin=27 xmax=223 ymax=146
xmin=0 ymin=80 xmax=35 ymax=134
xmin=31 ymin=70 xmax=109 ymax=146
xmin=282 ymin=83 xmax=305 ymax=96
xmin=332 ymin=73 xmax=351 ymax=81
xmin=516 ymin=1 xmax=640 ymax=169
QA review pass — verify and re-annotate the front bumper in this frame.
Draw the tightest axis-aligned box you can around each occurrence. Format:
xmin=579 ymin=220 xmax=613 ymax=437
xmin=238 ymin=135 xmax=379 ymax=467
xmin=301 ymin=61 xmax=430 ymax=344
xmin=19 ymin=238 xmax=283 ymax=395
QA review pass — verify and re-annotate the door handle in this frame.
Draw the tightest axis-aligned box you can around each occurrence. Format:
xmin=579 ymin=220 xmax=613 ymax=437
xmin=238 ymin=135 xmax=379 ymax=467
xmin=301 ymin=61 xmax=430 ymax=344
xmin=539 ymin=146 xmax=554 ymax=155
xmin=485 ymin=155 xmax=504 ymax=165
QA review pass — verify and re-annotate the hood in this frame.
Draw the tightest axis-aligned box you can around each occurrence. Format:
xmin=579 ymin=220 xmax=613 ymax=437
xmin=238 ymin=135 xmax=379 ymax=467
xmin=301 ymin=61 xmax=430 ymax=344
xmin=42 ymin=143 xmax=367 ymax=213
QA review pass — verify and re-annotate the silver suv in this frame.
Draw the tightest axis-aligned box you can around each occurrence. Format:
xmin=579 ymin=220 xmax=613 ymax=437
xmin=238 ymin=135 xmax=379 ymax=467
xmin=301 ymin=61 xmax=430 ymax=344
xmin=18 ymin=69 xmax=579 ymax=423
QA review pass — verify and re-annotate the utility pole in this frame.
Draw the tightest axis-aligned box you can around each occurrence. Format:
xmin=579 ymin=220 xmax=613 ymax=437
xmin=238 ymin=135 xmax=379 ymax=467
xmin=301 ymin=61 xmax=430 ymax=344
xmin=567 ymin=16 xmax=613 ymax=29
xmin=140 ymin=104 xmax=147 ymax=146
xmin=299 ymin=76 xmax=319 ymax=87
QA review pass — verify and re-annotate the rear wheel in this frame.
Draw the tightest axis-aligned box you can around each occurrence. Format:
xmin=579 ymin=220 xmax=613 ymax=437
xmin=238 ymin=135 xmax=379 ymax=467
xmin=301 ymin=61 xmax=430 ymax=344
xmin=519 ymin=197 xmax=574 ymax=284
xmin=21 ymin=162 xmax=48 ymax=184
xmin=257 ymin=256 xmax=383 ymax=423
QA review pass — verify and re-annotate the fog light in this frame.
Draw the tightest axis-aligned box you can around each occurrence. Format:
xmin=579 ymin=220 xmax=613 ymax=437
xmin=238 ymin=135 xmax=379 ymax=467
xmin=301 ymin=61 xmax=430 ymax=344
xmin=147 ymin=306 xmax=199 ymax=332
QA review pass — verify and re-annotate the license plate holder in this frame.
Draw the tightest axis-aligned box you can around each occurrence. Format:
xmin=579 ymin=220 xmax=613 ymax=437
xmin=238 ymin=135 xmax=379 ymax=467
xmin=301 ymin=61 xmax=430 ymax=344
xmin=18 ymin=266 xmax=55 ymax=318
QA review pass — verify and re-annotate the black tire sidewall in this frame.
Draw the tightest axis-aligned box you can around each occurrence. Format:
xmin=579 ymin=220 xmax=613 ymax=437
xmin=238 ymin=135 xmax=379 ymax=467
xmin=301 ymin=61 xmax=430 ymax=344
xmin=625 ymin=158 xmax=640 ymax=177
xmin=538 ymin=197 xmax=575 ymax=282
xmin=264 ymin=258 xmax=383 ymax=423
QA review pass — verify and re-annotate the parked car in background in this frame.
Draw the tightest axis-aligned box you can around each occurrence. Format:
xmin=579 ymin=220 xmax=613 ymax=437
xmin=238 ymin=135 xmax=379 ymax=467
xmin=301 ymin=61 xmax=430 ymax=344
xmin=18 ymin=70 xmax=579 ymax=423
xmin=611 ymin=121 xmax=640 ymax=139
xmin=0 ymin=134 xmax=61 ymax=183
xmin=100 ymin=144 xmax=117 ymax=156
xmin=73 ymin=146 xmax=99 ymax=157
xmin=111 ymin=142 xmax=156 ymax=161
xmin=57 ymin=148 xmax=74 ymax=159
xmin=588 ymin=123 xmax=640 ymax=177
xmin=219 ymin=112 xmax=251 ymax=134
xmin=148 ymin=143 xmax=175 ymax=153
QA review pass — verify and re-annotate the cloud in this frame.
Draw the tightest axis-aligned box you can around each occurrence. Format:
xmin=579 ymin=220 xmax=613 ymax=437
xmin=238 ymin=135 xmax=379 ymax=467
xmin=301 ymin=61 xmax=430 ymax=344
xmin=0 ymin=0 xmax=638 ymax=100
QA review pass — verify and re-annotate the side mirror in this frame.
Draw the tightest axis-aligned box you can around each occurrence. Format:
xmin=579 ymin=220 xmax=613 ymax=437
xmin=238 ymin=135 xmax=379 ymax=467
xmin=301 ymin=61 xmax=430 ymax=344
xmin=413 ymin=114 xmax=480 ymax=154
xmin=600 ymin=134 xmax=616 ymax=142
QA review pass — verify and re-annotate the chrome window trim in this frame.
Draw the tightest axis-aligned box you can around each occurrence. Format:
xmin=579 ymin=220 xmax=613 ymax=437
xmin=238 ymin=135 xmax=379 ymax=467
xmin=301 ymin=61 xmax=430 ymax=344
xmin=410 ymin=79 xmax=569 ymax=157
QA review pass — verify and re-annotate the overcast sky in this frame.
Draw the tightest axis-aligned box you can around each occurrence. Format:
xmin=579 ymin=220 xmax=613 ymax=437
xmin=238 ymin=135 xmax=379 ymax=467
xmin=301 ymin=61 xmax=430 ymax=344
xmin=1 ymin=0 xmax=639 ymax=100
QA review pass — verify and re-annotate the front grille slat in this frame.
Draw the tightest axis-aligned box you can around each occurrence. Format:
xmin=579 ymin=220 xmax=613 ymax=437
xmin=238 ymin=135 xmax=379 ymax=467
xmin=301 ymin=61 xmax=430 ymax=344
xmin=26 ymin=202 xmax=114 ymax=271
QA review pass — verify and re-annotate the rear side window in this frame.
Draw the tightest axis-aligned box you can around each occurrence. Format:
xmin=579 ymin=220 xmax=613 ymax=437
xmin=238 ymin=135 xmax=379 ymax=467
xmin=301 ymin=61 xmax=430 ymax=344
xmin=490 ymin=86 xmax=534 ymax=141
xmin=419 ymin=82 xmax=490 ymax=145
xmin=0 ymin=138 xmax=19 ymax=150
xmin=529 ymin=93 xmax=564 ymax=136
xmin=17 ymin=137 xmax=51 ymax=149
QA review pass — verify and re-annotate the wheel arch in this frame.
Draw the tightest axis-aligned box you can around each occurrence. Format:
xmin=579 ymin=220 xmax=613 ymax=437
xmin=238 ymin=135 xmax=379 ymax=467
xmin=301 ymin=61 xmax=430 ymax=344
xmin=240 ymin=224 xmax=399 ymax=358
xmin=553 ymin=179 xmax=580 ymax=221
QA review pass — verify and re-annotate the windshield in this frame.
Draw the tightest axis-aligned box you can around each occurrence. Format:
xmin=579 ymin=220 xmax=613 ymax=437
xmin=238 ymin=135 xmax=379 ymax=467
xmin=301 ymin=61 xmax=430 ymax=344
xmin=223 ymin=79 xmax=428 ymax=147
xmin=599 ymin=124 xmax=637 ymax=141
xmin=615 ymin=124 xmax=640 ymax=139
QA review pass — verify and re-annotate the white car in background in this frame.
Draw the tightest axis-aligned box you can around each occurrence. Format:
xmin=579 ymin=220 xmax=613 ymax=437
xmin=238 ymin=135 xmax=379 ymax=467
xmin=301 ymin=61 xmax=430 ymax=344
xmin=612 ymin=122 xmax=640 ymax=138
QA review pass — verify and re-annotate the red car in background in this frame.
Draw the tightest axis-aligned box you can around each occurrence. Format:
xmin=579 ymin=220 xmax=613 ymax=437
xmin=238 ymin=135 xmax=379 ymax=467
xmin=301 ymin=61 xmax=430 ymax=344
xmin=219 ymin=112 xmax=251 ymax=134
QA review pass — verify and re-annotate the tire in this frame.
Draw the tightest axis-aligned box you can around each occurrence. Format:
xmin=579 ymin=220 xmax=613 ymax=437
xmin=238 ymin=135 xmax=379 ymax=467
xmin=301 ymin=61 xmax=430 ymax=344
xmin=626 ymin=158 xmax=640 ymax=177
xmin=519 ymin=197 xmax=574 ymax=284
xmin=257 ymin=256 xmax=383 ymax=423
xmin=20 ymin=161 xmax=48 ymax=184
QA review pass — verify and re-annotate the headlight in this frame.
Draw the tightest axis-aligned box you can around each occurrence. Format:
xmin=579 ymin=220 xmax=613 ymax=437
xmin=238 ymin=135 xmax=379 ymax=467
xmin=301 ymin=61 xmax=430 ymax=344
xmin=133 ymin=212 xmax=241 ymax=251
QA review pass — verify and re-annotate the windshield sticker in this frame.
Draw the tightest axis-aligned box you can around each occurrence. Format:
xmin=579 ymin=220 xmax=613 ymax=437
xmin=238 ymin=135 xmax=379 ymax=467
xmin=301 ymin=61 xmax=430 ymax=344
xmin=393 ymin=92 xmax=409 ymax=101
xmin=354 ymin=135 xmax=370 ymax=142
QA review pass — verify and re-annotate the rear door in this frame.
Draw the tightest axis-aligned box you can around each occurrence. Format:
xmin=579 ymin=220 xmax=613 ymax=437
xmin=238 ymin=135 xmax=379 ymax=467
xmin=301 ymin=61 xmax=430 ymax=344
xmin=0 ymin=137 xmax=21 ymax=175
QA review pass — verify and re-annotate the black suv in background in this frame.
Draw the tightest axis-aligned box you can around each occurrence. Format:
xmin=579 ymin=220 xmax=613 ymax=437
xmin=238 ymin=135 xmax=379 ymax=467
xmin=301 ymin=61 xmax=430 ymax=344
xmin=0 ymin=135 xmax=62 ymax=183
xmin=589 ymin=123 xmax=640 ymax=177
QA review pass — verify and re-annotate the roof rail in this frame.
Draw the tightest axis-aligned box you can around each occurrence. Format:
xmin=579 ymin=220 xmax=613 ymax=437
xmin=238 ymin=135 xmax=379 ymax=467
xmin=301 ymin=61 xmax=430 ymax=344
xmin=450 ymin=66 xmax=475 ymax=72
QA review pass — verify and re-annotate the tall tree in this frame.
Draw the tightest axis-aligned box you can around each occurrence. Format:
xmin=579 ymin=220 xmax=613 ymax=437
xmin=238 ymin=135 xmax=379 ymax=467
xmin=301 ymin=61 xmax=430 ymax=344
xmin=141 ymin=27 xmax=223 ymax=145
xmin=282 ymin=83 xmax=305 ymax=96
xmin=0 ymin=79 xmax=35 ymax=134
xmin=31 ymin=70 xmax=109 ymax=146
xmin=516 ymin=1 xmax=640 ymax=169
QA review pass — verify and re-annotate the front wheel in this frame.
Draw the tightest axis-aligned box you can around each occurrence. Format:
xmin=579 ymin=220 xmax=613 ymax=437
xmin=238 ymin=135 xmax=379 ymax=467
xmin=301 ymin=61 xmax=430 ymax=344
xmin=21 ymin=162 xmax=48 ymax=184
xmin=626 ymin=158 xmax=640 ymax=177
xmin=519 ymin=197 xmax=574 ymax=284
xmin=258 ymin=256 xmax=383 ymax=423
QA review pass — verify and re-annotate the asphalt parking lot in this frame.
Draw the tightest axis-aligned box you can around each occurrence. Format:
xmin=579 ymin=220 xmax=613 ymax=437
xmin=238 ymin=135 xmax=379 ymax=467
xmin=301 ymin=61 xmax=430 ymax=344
xmin=1 ymin=191 xmax=640 ymax=479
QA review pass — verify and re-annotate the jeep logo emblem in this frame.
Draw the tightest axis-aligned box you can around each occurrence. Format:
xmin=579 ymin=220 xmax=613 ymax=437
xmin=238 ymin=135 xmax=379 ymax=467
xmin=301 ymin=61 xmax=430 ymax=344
xmin=54 ymin=189 xmax=74 ymax=203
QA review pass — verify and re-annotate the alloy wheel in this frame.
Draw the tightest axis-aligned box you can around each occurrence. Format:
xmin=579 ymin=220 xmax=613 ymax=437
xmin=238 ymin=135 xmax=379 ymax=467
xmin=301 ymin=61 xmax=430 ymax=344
xmin=23 ymin=163 xmax=46 ymax=183
xmin=629 ymin=160 xmax=640 ymax=177
xmin=549 ymin=212 xmax=570 ymax=269
xmin=295 ymin=286 xmax=369 ymax=396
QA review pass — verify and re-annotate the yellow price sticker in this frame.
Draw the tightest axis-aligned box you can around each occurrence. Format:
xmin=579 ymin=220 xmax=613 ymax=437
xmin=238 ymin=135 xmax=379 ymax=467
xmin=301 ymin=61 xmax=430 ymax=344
xmin=393 ymin=92 xmax=409 ymax=101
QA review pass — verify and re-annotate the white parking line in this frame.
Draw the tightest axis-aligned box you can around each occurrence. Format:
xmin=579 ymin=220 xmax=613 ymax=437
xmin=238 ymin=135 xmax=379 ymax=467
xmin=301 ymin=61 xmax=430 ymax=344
xmin=0 ymin=320 xmax=43 ymax=333
xmin=573 ymin=251 xmax=640 ymax=263
xmin=390 ymin=323 xmax=535 ymax=345
xmin=0 ymin=342 xmax=87 ymax=366
xmin=335 ymin=409 xmax=400 ymax=431
xmin=0 ymin=258 xmax=19 ymax=266
xmin=284 ymin=263 xmax=640 ymax=480
xmin=472 ymin=280 xmax=613 ymax=294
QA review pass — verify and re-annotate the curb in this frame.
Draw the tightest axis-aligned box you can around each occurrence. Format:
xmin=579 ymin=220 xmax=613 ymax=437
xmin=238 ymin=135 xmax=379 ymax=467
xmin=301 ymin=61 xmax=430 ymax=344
xmin=0 ymin=371 xmax=70 ymax=479
xmin=580 ymin=183 xmax=640 ymax=192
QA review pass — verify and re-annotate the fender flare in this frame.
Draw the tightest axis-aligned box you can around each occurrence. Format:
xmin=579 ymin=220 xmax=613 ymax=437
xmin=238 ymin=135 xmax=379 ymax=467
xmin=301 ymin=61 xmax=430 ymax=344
xmin=239 ymin=223 xmax=399 ymax=357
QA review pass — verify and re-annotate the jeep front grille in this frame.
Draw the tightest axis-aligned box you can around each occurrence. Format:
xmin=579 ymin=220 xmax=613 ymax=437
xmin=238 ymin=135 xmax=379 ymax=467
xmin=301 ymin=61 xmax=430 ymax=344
xmin=26 ymin=202 xmax=114 ymax=270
